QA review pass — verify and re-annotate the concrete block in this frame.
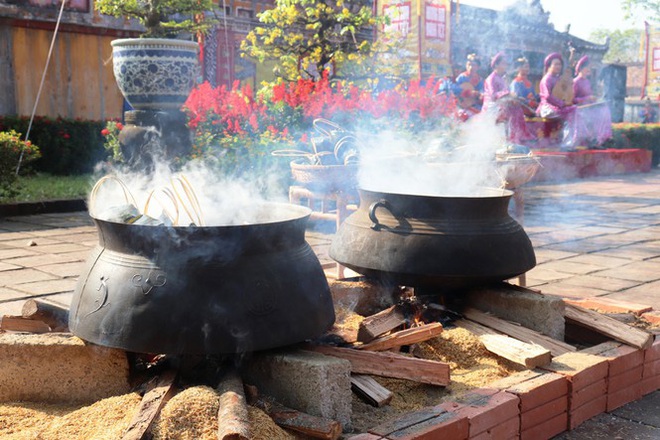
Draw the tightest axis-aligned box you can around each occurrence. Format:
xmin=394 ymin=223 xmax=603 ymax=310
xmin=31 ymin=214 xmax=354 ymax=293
xmin=369 ymin=406 xmax=468 ymax=440
xmin=569 ymin=395 xmax=607 ymax=430
xmin=242 ymin=349 xmax=352 ymax=429
xmin=540 ymin=352 xmax=609 ymax=391
xmin=520 ymin=411 xmax=567 ymax=440
xmin=521 ymin=395 xmax=567 ymax=431
xmin=505 ymin=372 xmax=568 ymax=412
xmin=328 ymin=278 xmax=399 ymax=316
xmin=0 ymin=333 xmax=130 ymax=403
xmin=467 ymin=285 xmax=565 ymax=340
xmin=346 ymin=435 xmax=382 ymax=440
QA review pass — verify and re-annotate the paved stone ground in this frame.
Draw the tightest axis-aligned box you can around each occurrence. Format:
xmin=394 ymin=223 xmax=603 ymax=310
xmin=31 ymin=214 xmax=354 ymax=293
xmin=1 ymin=169 xmax=660 ymax=436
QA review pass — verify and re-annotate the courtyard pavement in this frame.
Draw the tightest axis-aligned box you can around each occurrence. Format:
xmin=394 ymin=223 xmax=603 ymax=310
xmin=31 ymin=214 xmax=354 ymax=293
xmin=0 ymin=169 xmax=660 ymax=437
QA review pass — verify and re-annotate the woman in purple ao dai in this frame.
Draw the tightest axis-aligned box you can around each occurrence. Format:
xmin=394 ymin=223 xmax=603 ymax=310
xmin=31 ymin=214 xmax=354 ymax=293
xmin=483 ymin=52 xmax=534 ymax=144
xmin=572 ymin=56 xmax=612 ymax=147
xmin=536 ymin=53 xmax=579 ymax=149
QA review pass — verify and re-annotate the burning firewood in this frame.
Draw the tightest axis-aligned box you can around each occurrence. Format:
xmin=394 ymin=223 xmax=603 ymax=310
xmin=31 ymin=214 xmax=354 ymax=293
xmin=121 ymin=369 xmax=178 ymax=440
xmin=217 ymin=368 xmax=251 ymax=440
xmin=358 ymin=322 xmax=443 ymax=351
xmin=357 ymin=305 xmax=406 ymax=343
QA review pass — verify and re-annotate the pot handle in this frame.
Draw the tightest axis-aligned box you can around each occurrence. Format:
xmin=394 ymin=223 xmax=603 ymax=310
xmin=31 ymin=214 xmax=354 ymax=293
xmin=369 ymin=199 xmax=393 ymax=230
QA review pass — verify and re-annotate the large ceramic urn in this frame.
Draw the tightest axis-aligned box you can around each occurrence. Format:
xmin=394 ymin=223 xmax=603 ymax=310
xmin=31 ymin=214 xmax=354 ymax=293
xmin=111 ymin=38 xmax=199 ymax=110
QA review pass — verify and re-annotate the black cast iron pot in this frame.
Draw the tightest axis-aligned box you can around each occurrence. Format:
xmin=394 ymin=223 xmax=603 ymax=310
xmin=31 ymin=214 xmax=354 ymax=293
xmin=330 ymin=187 xmax=536 ymax=288
xmin=69 ymin=203 xmax=335 ymax=354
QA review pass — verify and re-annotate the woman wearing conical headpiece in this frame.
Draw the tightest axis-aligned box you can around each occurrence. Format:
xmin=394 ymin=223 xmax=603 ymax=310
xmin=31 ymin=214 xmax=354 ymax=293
xmin=536 ymin=52 xmax=579 ymax=150
xmin=572 ymin=56 xmax=612 ymax=147
xmin=483 ymin=52 xmax=535 ymax=143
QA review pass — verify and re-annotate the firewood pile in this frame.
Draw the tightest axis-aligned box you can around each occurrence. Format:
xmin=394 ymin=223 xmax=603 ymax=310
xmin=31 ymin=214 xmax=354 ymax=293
xmin=0 ymin=283 xmax=658 ymax=439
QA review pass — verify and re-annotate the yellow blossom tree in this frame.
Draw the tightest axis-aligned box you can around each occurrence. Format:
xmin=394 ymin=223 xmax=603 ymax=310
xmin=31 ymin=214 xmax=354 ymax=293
xmin=240 ymin=0 xmax=385 ymax=81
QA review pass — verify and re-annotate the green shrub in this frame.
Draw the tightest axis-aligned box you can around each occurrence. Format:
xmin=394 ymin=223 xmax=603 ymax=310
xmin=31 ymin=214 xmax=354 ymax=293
xmin=0 ymin=130 xmax=41 ymax=200
xmin=605 ymin=123 xmax=660 ymax=166
xmin=0 ymin=116 xmax=107 ymax=175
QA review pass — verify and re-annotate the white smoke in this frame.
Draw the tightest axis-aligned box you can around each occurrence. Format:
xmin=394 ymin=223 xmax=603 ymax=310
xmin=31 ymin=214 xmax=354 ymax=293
xmin=357 ymin=111 xmax=509 ymax=197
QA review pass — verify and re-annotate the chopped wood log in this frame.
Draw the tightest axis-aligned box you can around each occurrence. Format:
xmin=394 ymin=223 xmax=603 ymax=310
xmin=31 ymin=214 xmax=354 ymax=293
xmin=358 ymin=322 xmax=443 ymax=351
xmin=254 ymin=398 xmax=341 ymax=440
xmin=480 ymin=334 xmax=552 ymax=368
xmin=0 ymin=315 xmax=50 ymax=333
xmin=305 ymin=345 xmax=450 ymax=386
xmin=357 ymin=305 xmax=406 ymax=343
xmin=564 ymin=304 xmax=653 ymax=349
xmin=121 ymin=369 xmax=178 ymax=440
xmin=350 ymin=374 xmax=393 ymax=407
xmin=21 ymin=298 xmax=69 ymax=332
xmin=456 ymin=320 xmax=552 ymax=368
xmin=217 ymin=368 xmax=250 ymax=440
xmin=462 ymin=307 xmax=576 ymax=356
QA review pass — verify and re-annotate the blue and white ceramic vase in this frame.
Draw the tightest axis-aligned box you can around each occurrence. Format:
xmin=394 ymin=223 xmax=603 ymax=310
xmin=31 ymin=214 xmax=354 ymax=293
xmin=111 ymin=38 xmax=200 ymax=110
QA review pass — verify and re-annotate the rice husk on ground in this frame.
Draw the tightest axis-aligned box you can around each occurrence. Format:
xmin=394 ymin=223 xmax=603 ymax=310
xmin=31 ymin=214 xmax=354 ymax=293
xmin=0 ymin=393 xmax=140 ymax=440
xmin=349 ymin=327 xmax=525 ymax=433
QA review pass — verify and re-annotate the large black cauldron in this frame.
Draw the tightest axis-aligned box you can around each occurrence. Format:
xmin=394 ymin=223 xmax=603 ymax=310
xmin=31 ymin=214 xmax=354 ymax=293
xmin=69 ymin=203 xmax=334 ymax=354
xmin=330 ymin=187 xmax=536 ymax=288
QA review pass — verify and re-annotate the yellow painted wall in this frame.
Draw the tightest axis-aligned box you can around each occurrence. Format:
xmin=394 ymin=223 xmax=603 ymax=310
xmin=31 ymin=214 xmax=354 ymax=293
xmin=12 ymin=27 xmax=123 ymax=120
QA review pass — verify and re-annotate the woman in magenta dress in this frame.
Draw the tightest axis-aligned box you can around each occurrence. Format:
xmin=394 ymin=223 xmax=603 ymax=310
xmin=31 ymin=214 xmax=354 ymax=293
xmin=483 ymin=52 xmax=534 ymax=143
xmin=510 ymin=56 xmax=539 ymax=114
xmin=452 ymin=53 xmax=484 ymax=119
xmin=536 ymin=52 xmax=578 ymax=149
xmin=573 ymin=56 xmax=612 ymax=147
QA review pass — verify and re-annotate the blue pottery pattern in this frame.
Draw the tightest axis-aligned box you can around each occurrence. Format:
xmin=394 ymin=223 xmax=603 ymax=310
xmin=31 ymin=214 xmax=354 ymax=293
xmin=111 ymin=38 xmax=200 ymax=110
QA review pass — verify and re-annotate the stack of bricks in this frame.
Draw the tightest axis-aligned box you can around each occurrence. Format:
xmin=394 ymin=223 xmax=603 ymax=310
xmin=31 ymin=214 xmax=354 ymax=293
xmin=582 ymin=341 xmax=645 ymax=411
xmin=540 ymin=352 xmax=609 ymax=430
xmin=642 ymin=336 xmax=660 ymax=396
xmin=496 ymin=371 xmax=569 ymax=439
xmin=437 ymin=388 xmax=520 ymax=439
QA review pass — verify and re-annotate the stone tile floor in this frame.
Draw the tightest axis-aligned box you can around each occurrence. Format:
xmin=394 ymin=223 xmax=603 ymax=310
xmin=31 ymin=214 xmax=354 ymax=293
xmin=1 ymin=169 xmax=660 ymax=437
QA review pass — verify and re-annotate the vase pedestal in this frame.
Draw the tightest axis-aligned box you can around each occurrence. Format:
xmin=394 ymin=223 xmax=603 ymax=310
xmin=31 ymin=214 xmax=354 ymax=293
xmin=119 ymin=110 xmax=192 ymax=171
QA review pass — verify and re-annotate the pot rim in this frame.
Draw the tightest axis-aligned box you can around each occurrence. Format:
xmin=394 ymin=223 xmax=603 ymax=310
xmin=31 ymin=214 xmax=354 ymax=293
xmin=111 ymin=38 xmax=200 ymax=49
xmin=357 ymin=186 xmax=514 ymax=199
xmin=91 ymin=201 xmax=313 ymax=229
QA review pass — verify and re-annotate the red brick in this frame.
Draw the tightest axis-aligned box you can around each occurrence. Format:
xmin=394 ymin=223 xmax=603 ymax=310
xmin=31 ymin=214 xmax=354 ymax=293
xmin=384 ymin=411 xmax=469 ymax=440
xmin=369 ymin=407 xmax=469 ymax=440
xmin=607 ymin=383 xmax=643 ymax=412
xmin=540 ymin=352 xmax=609 ymax=390
xmin=437 ymin=389 xmax=519 ymax=437
xmin=564 ymin=297 xmax=652 ymax=315
xmin=505 ymin=372 xmax=568 ymax=412
xmin=489 ymin=370 xmax=544 ymax=390
xmin=521 ymin=395 xmax=567 ymax=431
xmin=608 ymin=366 xmax=643 ymax=392
xmin=520 ymin=412 xmax=567 ymax=440
xmin=581 ymin=342 xmax=645 ymax=376
xmin=644 ymin=359 xmax=660 ymax=379
xmin=641 ymin=310 xmax=660 ymax=325
xmin=571 ymin=378 xmax=607 ymax=409
xmin=569 ymin=395 xmax=607 ymax=430
xmin=469 ymin=416 xmax=519 ymax=440
xmin=641 ymin=374 xmax=660 ymax=396
xmin=644 ymin=337 xmax=660 ymax=362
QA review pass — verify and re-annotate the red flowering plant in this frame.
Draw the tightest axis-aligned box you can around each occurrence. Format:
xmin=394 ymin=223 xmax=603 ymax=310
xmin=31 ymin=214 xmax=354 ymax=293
xmin=0 ymin=130 xmax=41 ymax=200
xmin=184 ymin=73 xmax=461 ymax=174
xmin=101 ymin=120 xmax=124 ymax=162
